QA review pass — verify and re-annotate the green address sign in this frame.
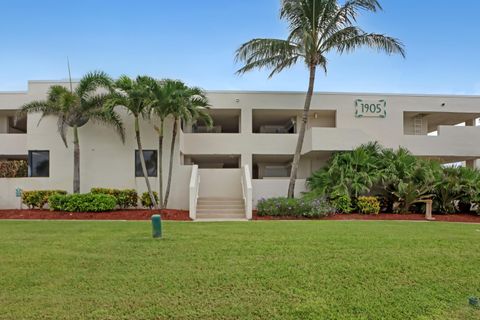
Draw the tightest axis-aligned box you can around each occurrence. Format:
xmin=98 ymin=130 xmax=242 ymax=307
xmin=355 ymin=99 xmax=387 ymax=118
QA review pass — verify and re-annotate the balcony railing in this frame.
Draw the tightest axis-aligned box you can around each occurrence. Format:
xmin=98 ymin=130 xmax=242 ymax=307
xmin=0 ymin=134 xmax=27 ymax=155
xmin=400 ymin=125 xmax=480 ymax=157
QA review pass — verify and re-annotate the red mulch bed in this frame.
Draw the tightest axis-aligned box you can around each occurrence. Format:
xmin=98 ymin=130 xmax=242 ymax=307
xmin=2 ymin=210 xmax=479 ymax=223
xmin=0 ymin=209 xmax=190 ymax=221
xmin=254 ymin=212 xmax=480 ymax=223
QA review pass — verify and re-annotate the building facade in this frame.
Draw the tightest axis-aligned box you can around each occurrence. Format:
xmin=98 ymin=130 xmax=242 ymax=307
xmin=1 ymin=81 xmax=480 ymax=219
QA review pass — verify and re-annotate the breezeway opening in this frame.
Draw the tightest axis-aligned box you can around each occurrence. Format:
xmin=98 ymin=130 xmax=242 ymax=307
xmin=183 ymin=154 xmax=241 ymax=169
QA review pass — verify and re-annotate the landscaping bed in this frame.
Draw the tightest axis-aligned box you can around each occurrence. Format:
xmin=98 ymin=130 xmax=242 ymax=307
xmin=0 ymin=209 xmax=190 ymax=221
xmin=254 ymin=212 xmax=480 ymax=223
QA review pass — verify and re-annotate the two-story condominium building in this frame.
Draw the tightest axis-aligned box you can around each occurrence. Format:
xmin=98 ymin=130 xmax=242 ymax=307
xmin=1 ymin=81 xmax=480 ymax=220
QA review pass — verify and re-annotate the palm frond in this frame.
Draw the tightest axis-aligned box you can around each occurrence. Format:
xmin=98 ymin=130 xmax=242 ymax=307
xmin=331 ymin=30 xmax=406 ymax=57
xmin=89 ymin=109 xmax=126 ymax=143
xmin=18 ymin=101 xmax=55 ymax=117
xmin=235 ymin=38 xmax=302 ymax=76
xmin=48 ymin=85 xmax=71 ymax=103
xmin=75 ymin=70 xmax=113 ymax=98
xmin=237 ymin=0 xmax=404 ymax=77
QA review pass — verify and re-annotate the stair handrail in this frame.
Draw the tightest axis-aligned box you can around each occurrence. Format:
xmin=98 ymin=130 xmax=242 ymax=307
xmin=189 ymin=165 xmax=200 ymax=220
xmin=241 ymin=165 xmax=253 ymax=220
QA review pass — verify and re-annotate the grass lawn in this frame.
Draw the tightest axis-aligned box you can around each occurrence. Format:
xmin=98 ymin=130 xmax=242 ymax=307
xmin=0 ymin=221 xmax=479 ymax=319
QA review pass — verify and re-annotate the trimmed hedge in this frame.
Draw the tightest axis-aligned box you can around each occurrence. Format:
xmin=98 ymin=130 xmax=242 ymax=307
xmin=91 ymin=188 xmax=138 ymax=208
xmin=49 ymin=193 xmax=117 ymax=212
xmin=257 ymin=197 xmax=334 ymax=218
xmin=357 ymin=196 xmax=381 ymax=215
xmin=141 ymin=192 xmax=159 ymax=209
xmin=22 ymin=190 xmax=68 ymax=209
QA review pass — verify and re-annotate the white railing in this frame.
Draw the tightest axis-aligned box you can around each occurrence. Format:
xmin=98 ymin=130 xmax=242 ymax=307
xmin=241 ymin=165 xmax=253 ymax=220
xmin=189 ymin=165 xmax=200 ymax=220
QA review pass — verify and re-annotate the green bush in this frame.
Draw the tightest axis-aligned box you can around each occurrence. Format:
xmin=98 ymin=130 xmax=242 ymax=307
xmin=330 ymin=195 xmax=353 ymax=214
xmin=48 ymin=193 xmax=117 ymax=212
xmin=307 ymin=143 xmax=444 ymax=213
xmin=357 ymin=196 xmax=381 ymax=215
xmin=22 ymin=190 xmax=68 ymax=209
xmin=305 ymin=198 xmax=336 ymax=218
xmin=257 ymin=197 xmax=334 ymax=218
xmin=141 ymin=192 xmax=159 ymax=209
xmin=91 ymin=188 xmax=138 ymax=208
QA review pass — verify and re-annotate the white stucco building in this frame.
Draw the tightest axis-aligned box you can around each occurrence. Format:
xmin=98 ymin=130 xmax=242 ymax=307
xmin=1 ymin=80 xmax=480 ymax=219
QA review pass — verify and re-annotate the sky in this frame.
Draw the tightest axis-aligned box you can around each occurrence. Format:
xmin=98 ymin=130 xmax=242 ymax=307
xmin=1 ymin=0 xmax=480 ymax=94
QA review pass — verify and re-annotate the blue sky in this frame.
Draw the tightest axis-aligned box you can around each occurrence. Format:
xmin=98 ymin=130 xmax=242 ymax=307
xmin=1 ymin=0 xmax=480 ymax=94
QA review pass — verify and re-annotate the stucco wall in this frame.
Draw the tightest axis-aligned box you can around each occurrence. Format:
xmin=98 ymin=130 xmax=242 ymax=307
xmin=198 ymin=169 xmax=242 ymax=198
xmin=252 ymin=179 xmax=308 ymax=207
xmin=1 ymin=81 xmax=480 ymax=209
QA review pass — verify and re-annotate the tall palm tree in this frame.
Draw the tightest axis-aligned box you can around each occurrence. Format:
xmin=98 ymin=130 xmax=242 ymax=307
xmin=235 ymin=0 xmax=405 ymax=198
xmin=19 ymin=71 xmax=125 ymax=193
xmin=106 ymin=75 xmax=159 ymax=209
xmin=148 ymin=79 xmax=177 ymax=208
xmin=163 ymin=81 xmax=212 ymax=208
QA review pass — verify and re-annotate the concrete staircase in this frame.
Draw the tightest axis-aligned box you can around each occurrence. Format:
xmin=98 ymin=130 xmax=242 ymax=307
xmin=196 ymin=197 xmax=246 ymax=221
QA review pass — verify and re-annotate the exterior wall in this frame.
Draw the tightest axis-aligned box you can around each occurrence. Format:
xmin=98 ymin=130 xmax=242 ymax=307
xmin=198 ymin=169 xmax=242 ymax=198
xmin=252 ymin=179 xmax=308 ymax=207
xmin=1 ymin=81 xmax=480 ymax=210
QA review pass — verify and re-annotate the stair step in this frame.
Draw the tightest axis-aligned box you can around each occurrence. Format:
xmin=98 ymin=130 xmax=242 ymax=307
xmin=197 ymin=213 xmax=246 ymax=219
xmin=197 ymin=209 xmax=245 ymax=214
xmin=195 ymin=196 xmax=246 ymax=220
xmin=195 ymin=218 xmax=248 ymax=222
xmin=198 ymin=197 xmax=243 ymax=202
xmin=197 ymin=204 xmax=244 ymax=209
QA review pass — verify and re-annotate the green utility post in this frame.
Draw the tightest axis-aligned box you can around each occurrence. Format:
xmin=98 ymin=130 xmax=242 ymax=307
xmin=151 ymin=214 xmax=162 ymax=238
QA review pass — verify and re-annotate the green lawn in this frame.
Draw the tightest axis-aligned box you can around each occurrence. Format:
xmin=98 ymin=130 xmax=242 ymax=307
xmin=0 ymin=221 xmax=479 ymax=320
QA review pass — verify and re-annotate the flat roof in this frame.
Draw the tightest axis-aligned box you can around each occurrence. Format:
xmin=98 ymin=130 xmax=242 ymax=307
xmin=0 ymin=80 xmax=478 ymax=99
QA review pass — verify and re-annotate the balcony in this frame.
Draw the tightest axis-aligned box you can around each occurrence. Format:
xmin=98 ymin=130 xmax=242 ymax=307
xmin=400 ymin=125 xmax=480 ymax=158
xmin=304 ymin=126 xmax=480 ymax=159
xmin=181 ymin=133 xmax=298 ymax=155
xmin=0 ymin=134 xmax=27 ymax=155
xmin=303 ymin=128 xmax=372 ymax=154
xmin=184 ymin=109 xmax=241 ymax=134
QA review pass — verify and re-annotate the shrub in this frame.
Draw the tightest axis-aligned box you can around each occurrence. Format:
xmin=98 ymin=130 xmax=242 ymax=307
xmin=257 ymin=197 xmax=334 ymax=218
xmin=141 ymin=192 xmax=159 ymax=209
xmin=48 ymin=193 xmax=117 ymax=212
xmin=305 ymin=198 xmax=336 ymax=218
xmin=91 ymin=188 xmax=138 ymax=208
xmin=330 ymin=195 xmax=353 ymax=214
xmin=22 ymin=190 xmax=68 ymax=209
xmin=357 ymin=196 xmax=381 ymax=215
xmin=307 ymin=143 xmax=446 ymax=214
xmin=0 ymin=160 xmax=28 ymax=178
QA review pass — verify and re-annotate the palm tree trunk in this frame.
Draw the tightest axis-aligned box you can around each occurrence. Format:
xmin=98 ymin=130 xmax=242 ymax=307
xmin=135 ymin=116 xmax=158 ymax=209
xmin=73 ymin=125 xmax=80 ymax=194
xmin=163 ymin=117 xmax=178 ymax=208
xmin=287 ymin=64 xmax=317 ymax=198
xmin=158 ymin=118 xmax=164 ymax=209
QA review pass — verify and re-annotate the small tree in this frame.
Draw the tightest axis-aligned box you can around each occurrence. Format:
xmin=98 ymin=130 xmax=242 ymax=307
xmin=163 ymin=81 xmax=212 ymax=209
xmin=148 ymin=79 xmax=178 ymax=208
xmin=19 ymin=71 xmax=125 ymax=193
xmin=107 ymin=76 xmax=158 ymax=209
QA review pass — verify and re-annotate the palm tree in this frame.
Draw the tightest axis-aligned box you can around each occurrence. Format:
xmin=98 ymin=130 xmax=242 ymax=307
xmin=19 ymin=71 xmax=125 ymax=193
xmin=148 ymin=79 xmax=177 ymax=208
xmin=235 ymin=0 xmax=405 ymax=198
xmin=163 ymin=81 xmax=212 ymax=208
xmin=107 ymin=75 xmax=159 ymax=209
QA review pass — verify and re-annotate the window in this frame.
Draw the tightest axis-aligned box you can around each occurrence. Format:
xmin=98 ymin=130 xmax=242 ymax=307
xmin=28 ymin=151 xmax=49 ymax=177
xmin=135 ymin=150 xmax=158 ymax=177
